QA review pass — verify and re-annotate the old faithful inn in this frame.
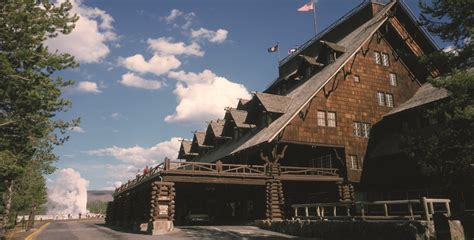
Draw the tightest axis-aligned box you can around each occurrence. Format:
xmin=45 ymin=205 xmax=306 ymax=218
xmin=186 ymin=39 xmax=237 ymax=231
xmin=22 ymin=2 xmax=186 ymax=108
xmin=105 ymin=0 xmax=472 ymax=233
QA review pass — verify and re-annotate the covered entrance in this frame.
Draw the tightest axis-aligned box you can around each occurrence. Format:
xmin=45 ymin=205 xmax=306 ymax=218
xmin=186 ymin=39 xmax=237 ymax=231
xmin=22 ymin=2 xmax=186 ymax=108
xmin=175 ymin=183 xmax=265 ymax=225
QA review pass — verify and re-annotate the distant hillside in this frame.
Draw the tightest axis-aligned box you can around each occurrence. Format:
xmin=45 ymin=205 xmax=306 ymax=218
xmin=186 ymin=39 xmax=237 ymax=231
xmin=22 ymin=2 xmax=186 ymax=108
xmin=87 ymin=190 xmax=113 ymax=203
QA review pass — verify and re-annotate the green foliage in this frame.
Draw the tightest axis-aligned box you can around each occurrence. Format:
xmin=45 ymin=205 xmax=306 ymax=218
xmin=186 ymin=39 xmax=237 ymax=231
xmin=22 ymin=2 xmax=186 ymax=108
xmin=419 ymin=0 xmax=473 ymax=71
xmin=0 ymin=0 xmax=79 ymax=228
xmin=87 ymin=201 xmax=108 ymax=214
xmin=12 ymin=162 xmax=48 ymax=215
xmin=404 ymin=0 xmax=474 ymax=187
xmin=405 ymin=69 xmax=474 ymax=187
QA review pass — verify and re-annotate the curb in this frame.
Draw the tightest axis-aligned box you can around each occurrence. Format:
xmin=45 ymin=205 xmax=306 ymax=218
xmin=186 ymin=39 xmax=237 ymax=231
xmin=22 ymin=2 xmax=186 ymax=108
xmin=24 ymin=222 xmax=50 ymax=240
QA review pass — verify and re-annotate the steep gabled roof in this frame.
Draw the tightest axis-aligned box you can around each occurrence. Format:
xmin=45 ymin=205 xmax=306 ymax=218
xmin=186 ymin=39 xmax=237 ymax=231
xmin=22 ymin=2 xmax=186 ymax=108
xmin=194 ymin=1 xmax=396 ymax=163
xmin=237 ymin=99 xmax=250 ymax=110
xmin=384 ymin=83 xmax=449 ymax=117
xmin=210 ymin=119 xmax=225 ymax=137
xmin=228 ymin=109 xmax=256 ymax=129
xmin=193 ymin=131 xmax=206 ymax=147
xmin=178 ymin=140 xmax=196 ymax=159
xmin=255 ymin=92 xmax=291 ymax=114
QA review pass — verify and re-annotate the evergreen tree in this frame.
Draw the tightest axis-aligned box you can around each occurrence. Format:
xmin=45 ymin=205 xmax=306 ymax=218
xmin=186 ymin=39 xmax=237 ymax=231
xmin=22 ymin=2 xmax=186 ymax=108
xmin=0 ymin=0 xmax=79 ymax=230
xmin=404 ymin=0 xmax=473 ymax=188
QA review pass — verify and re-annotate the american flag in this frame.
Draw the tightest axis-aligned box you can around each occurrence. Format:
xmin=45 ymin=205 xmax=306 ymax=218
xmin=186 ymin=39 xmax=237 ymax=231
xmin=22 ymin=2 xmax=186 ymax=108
xmin=297 ymin=1 xmax=315 ymax=12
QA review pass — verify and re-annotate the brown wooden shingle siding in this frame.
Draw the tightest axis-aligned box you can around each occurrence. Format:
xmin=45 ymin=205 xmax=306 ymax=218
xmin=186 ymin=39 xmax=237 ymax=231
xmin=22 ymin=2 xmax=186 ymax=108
xmin=281 ymin=35 xmax=421 ymax=182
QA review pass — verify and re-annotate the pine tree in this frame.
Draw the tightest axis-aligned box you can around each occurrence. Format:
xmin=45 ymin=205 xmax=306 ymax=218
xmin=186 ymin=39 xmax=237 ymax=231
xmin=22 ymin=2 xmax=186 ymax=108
xmin=0 ymin=0 xmax=79 ymax=231
xmin=404 ymin=0 xmax=473 ymax=189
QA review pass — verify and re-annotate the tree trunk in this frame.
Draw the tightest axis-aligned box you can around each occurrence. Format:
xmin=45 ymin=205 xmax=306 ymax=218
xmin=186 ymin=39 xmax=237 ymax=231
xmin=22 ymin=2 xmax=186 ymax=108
xmin=27 ymin=204 xmax=36 ymax=231
xmin=1 ymin=179 xmax=14 ymax=233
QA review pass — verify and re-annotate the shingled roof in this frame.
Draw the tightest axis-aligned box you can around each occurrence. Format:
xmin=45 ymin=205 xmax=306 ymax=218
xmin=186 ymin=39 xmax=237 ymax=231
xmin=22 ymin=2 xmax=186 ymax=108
xmin=255 ymin=92 xmax=291 ymax=114
xmin=193 ymin=1 xmax=397 ymax=163
xmin=193 ymin=131 xmax=206 ymax=147
xmin=228 ymin=109 xmax=256 ymax=129
xmin=237 ymin=99 xmax=250 ymax=110
xmin=384 ymin=83 xmax=449 ymax=117
xmin=210 ymin=119 xmax=225 ymax=137
xmin=177 ymin=140 xmax=195 ymax=159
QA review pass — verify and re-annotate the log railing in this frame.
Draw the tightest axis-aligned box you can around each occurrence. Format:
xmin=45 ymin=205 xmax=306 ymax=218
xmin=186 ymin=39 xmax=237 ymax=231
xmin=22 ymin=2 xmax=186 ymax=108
xmin=115 ymin=159 xmax=341 ymax=195
xmin=280 ymin=166 xmax=339 ymax=176
xmin=292 ymin=197 xmax=451 ymax=221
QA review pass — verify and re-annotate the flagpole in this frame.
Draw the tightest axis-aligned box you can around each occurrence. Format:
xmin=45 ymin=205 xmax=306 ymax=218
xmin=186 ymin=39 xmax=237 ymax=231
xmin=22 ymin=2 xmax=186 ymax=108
xmin=312 ymin=0 xmax=317 ymax=35
xmin=277 ymin=41 xmax=280 ymax=64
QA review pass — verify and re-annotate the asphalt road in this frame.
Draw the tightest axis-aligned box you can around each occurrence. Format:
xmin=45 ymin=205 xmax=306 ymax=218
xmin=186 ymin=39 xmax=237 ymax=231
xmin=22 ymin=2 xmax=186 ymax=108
xmin=34 ymin=220 xmax=300 ymax=239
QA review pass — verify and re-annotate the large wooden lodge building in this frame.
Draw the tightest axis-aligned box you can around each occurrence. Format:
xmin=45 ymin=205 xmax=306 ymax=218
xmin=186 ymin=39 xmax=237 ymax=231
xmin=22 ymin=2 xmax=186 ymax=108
xmin=110 ymin=0 xmax=472 ymax=227
xmin=180 ymin=0 xmax=435 ymax=195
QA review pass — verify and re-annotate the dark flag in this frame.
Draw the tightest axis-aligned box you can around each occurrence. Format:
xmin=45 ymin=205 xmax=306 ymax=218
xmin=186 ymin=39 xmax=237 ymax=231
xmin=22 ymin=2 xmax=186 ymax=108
xmin=268 ymin=42 xmax=279 ymax=53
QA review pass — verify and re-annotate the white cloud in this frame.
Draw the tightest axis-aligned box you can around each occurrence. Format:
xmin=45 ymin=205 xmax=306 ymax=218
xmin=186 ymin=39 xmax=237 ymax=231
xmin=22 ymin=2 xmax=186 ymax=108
xmin=87 ymin=137 xmax=181 ymax=165
xmin=165 ymin=70 xmax=251 ymax=123
xmin=110 ymin=112 xmax=121 ymax=119
xmin=147 ymin=37 xmax=204 ymax=57
xmin=47 ymin=168 xmax=89 ymax=216
xmin=191 ymin=28 xmax=228 ymax=43
xmin=45 ymin=0 xmax=117 ymax=63
xmin=70 ymin=126 xmax=85 ymax=133
xmin=163 ymin=9 xmax=183 ymax=23
xmin=162 ymin=9 xmax=195 ymax=29
xmin=120 ymin=54 xmax=181 ymax=76
xmin=75 ymin=81 xmax=101 ymax=93
xmin=119 ymin=72 xmax=163 ymax=90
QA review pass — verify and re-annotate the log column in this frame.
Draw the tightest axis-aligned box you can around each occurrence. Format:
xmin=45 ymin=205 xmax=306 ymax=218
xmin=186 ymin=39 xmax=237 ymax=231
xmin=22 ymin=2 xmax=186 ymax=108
xmin=148 ymin=181 xmax=175 ymax=235
xmin=337 ymin=183 xmax=355 ymax=202
xmin=265 ymin=179 xmax=285 ymax=220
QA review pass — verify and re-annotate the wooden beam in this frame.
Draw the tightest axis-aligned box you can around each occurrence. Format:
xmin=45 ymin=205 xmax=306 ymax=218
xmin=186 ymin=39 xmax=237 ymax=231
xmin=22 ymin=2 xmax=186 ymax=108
xmin=161 ymin=175 xmax=267 ymax=185
xmin=276 ymin=175 xmax=343 ymax=183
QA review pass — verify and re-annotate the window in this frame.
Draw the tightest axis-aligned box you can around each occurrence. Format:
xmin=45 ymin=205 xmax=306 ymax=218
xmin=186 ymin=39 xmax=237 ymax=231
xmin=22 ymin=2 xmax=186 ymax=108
xmin=353 ymin=121 xmax=371 ymax=138
xmin=378 ymin=92 xmax=394 ymax=107
xmin=381 ymin=53 xmax=390 ymax=66
xmin=349 ymin=155 xmax=360 ymax=170
xmin=377 ymin=92 xmax=385 ymax=106
xmin=317 ymin=111 xmax=326 ymax=126
xmin=362 ymin=123 xmax=371 ymax=137
xmin=327 ymin=112 xmax=336 ymax=127
xmin=374 ymin=51 xmax=381 ymax=64
xmin=385 ymin=93 xmax=394 ymax=107
xmin=389 ymin=73 xmax=397 ymax=86
xmin=353 ymin=122 xmax=362 ymax=136
xmin=354 ymin=75 xmax=360 ymax=82
xmin=317 ymin=110 xmax=336 ymax=127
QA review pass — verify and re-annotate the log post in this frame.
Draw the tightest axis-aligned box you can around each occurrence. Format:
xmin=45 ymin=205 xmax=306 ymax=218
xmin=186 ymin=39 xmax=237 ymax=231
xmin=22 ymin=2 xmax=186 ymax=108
xmin=148 ymin=181 xmax=175 ymax=235
xmin=265 ymin=179 xmax=284 ymax=220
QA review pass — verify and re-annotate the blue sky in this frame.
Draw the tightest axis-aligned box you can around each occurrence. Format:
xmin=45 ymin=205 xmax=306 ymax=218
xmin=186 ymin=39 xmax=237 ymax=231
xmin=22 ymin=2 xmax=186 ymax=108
xmin=46 ymin=0 xmax=439 ymax=190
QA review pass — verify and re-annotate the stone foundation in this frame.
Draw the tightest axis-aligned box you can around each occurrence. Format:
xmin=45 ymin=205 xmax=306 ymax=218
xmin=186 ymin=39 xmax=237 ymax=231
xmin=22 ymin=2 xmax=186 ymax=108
xmin=148 ymin=220 xmax=174 ymax=235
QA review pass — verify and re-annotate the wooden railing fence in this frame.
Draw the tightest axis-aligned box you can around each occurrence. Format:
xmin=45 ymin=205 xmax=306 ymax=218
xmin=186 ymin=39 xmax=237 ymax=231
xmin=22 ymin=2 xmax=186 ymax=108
xmin=292 ymin=197 xmax=451 ymax=221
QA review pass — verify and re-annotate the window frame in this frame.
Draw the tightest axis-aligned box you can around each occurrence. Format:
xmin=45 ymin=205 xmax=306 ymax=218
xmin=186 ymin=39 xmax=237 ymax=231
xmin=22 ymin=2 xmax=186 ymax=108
xmin=317 ymin=110 xmax=337 ymax=128
xmin=353 ymin=121 xmax=371 ymax=138
xmin=349 ymin=155 xmax=359 ymax=170
xmin=385 ymin=93 xmax=394 ymax=108
xmin=377 ymin=91 xmax=386 ymax=106
xmin=317 ymin=110 xmax=326 ymax=127
xmin=374 ymin=51 xmax=381 ymax=65
xmin=327 ymin=111 xmax=336 ymax=127
xmin=389 ymin=73 xmax=397 ymax=86
xmin=362 ymin=122 xmax=371 ymax=137
xmin=381 ymin=53 xmax=390 ymax=66
xmin=354 ymin=75 xmax=360 ymax=82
